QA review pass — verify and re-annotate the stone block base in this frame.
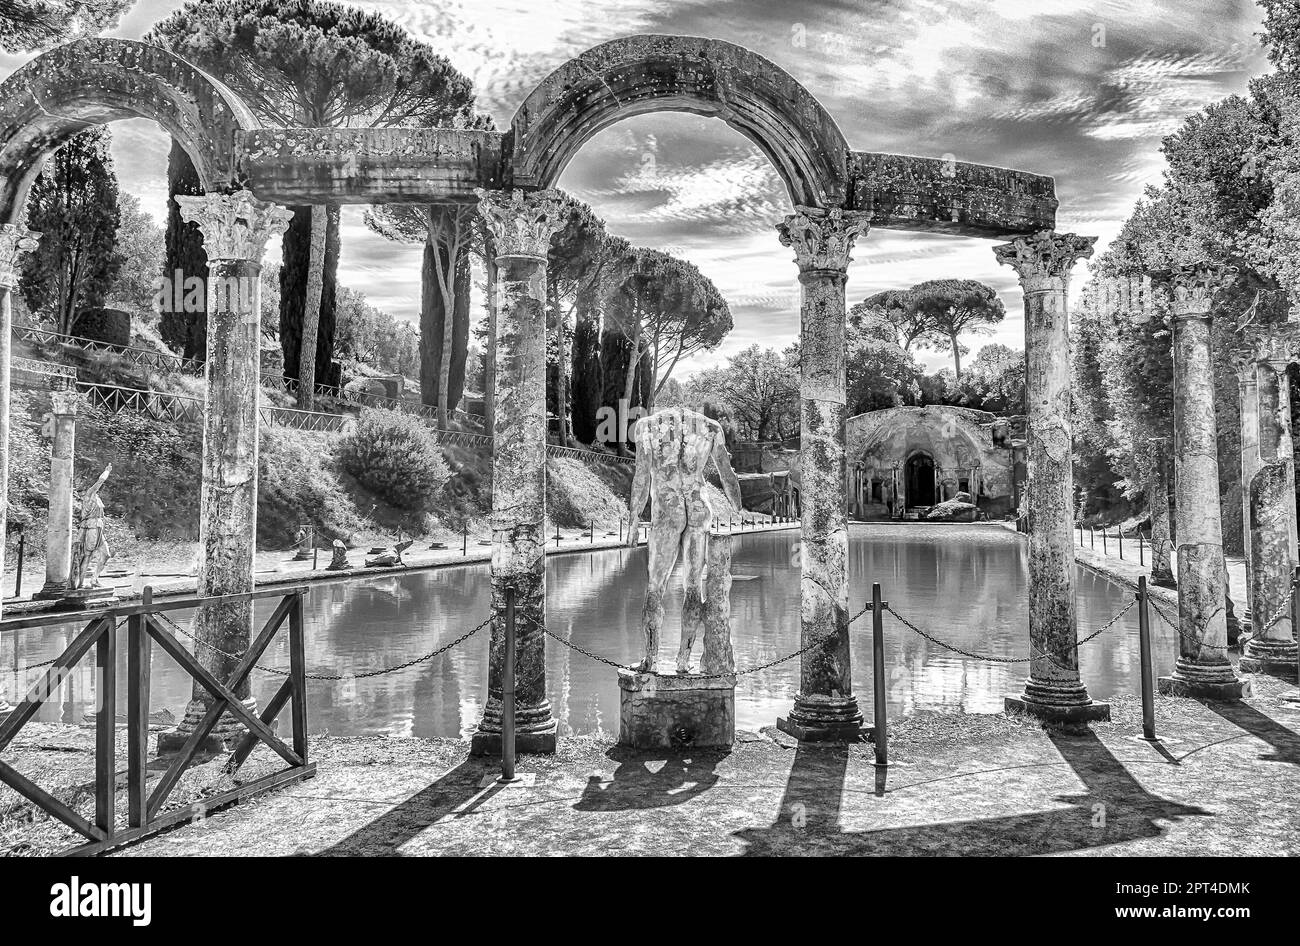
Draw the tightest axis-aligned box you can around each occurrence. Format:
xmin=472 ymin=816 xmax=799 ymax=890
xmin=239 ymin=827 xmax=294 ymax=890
xmin=52 ymin=587 xmax=118 ymax=612
xmin=1158 ymin=675 xmax=1245 ymax=700
xmin=1239 ymin=640 xmax=1299 ymax=679
xmin=469 ymin=721 xmax=558 ymax=756
xmin=776 ymin=692 xmax=867 ymax=742
xmin=775 ymin=717 xmax=872 ymax=742
xmin=156 ymin=697 xmax=258 ymax=756
xmin=1238 ymin=656 xmax=1299 ymax=679
xmin=1005 ymin=695 xmax=1111 ymax=723
xmin=618 ymin=670 xmax=735 ymax=749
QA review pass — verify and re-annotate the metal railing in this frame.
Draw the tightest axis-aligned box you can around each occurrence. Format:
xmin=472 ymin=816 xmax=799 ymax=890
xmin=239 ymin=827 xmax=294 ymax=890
xmin=0 ymin=586 xmax=313 ymax=856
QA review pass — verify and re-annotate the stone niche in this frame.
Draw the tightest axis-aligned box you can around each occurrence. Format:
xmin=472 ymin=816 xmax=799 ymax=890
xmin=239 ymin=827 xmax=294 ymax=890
xmin=618 ymin=671 xmax=736 ymax=749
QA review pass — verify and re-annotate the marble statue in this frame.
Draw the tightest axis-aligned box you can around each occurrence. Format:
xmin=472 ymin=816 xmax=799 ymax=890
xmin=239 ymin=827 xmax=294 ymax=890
xmin=627 ymin=407 xmax=745 ymax=673
xmin=70 ymin=464 xmax=112 ymax=590
xmin=365 ymin=538 xmax=412 ymax=568
xmin=326 ymin=539 xmax=351 ymax=571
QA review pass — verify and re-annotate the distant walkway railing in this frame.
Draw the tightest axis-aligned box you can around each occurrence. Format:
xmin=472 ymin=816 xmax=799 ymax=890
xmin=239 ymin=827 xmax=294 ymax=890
xmin=0 ymin=586 xmax=313 ymax=856
xmin=13 ymin=323 xmax=486 ymax=428
xmin=70 ymin=379 xmax=633 ymax=467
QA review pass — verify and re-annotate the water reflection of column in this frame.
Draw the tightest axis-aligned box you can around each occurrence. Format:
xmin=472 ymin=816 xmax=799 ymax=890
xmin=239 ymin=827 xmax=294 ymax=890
xmin=471 ymin=188 xmax=564 ymax=755
xmin=161 ymin=191 xmax=293 ymax=752
xmin=994 ymin=231 xmax=1109 ymax=721
xmin=0 ymin=225 xmax=40 ymax=620
xmin=1157 ymin=264 xmax=1243 ymax=699
xmin=774 ymin=207 xmax=868 ymax=741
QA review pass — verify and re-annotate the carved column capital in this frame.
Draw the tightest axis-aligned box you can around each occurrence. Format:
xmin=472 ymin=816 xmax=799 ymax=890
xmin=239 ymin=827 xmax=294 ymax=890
xmin=175 ymin=190 xmax=292 ymax=263
xmin=0 ymin=224 xmax=40 ymax=289
xmin=993 ymin=230 xmax=1095 ymax=292
xmin=474 ymin=188 xmax=566 ymax=260
xmin=1154 ymin=263 xmax=1235 ymax=320
xmin=49 ymin=389 xmax=78 ymax=416
xmin=776 ymin=206 xmax=870 ymax=275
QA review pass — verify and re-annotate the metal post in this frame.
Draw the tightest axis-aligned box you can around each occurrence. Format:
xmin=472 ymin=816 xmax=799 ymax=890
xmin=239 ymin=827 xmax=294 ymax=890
xmin=872 ymin=582 xmax=887 ymax=766
xmin=1137 ymin=576 xmax=1156 ymax=741
xmin=589 ymin=520 xmax=594 ymax=543
xmin=1139 ymin=532 xmax=1145 ymax=567
xmin=1118 ymin=528 xmax=1124 ymax=560
xmin=13 ymin=526 xmax=24 ymax=598
xmin=1292 ymin=567 xmax=1300 ymax=690
xmin=127 ymin=585 xmax=152 ymax=827
xmin=1090 ymin=526 xmax=1095 ymax=549
xmin=462 ymin=523 xmax=468 ymax=556
xmin=500 ymin=586 xmax=517 ymax=783
xmin=1102 ymin=529 xmax=1108 ymax=556
xmin=556 ymin=522 xmax=561 ymax=546
xmin=312 ymin=544 xmax=318 ymax=571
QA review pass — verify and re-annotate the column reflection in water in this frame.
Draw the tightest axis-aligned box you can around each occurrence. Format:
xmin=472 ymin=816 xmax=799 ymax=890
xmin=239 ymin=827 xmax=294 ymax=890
xmin=4 ymin=525 xmax=1183 ymax=736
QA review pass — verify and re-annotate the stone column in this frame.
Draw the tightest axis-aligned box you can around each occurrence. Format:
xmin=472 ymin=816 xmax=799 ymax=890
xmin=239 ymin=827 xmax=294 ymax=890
xmin=1158 ymin=264 xmax=1243 ymax=699
xmin=158 ymin=191 xmax=292 ymax=753
xmin=1257 ymin=359 xmax=1298 ymax=559
xmin=470 ymin=188 xmax=564 ymax=755
xmin=34 ymin=390 xmax=77 ymax=599
xmin=0 ymin=224 xmax=39 ymax=621
xmin=1241 ymin=462 xmax=1297 ymax=675
xmin=1148 ymin=436 xmax=1176 ymax=587
xmin=775 ymin=207 xmax=869 ymax=741
xmin=1235 ymin=357 xmax=1261 ymax=623
xmin=994 ymin=231 xmax=1110 ymax=721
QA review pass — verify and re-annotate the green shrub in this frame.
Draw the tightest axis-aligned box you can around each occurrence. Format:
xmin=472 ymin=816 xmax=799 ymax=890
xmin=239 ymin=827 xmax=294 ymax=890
xmin=336 ymin=408 xmax=449 ymax=512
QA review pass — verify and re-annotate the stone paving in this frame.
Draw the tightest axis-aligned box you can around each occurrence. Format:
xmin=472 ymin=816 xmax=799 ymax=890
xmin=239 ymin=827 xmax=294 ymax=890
xmin=111 ymin=678 xmax=1300 ymax=858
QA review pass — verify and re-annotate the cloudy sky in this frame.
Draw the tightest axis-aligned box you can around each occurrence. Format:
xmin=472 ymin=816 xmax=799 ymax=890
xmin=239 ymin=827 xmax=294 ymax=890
xmin=0 ymin=0 xmax=1274 ymax=375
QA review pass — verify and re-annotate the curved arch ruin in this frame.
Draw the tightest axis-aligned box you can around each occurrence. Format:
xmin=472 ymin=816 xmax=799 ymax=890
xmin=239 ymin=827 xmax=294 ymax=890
xmin=509 ymin=34 xmax=851 ymax=208
xmin=0 ymin=39 xmax=258 ymax=222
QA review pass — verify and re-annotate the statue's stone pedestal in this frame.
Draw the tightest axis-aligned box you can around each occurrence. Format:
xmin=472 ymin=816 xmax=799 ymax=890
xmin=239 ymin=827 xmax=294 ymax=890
xmin=1004 ymin=694 xmax=1111 ymax=723
xmin=618 ymin=670 xmax=735 ymax=749
xmin=53 ymin=587 xmax=118 ymax=612
xmin=157 ymin=697 xmax=258 ymax=756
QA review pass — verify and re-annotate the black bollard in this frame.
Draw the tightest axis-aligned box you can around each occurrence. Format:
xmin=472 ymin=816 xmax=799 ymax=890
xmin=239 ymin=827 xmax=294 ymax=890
xmin=1090 ymin=526 xmax=1095 ymax=549
xmin=589 ymin=520 xmax=594 ymax=543
xmin=1118 ymin=528 xmax=1124 ymax=560
xmin=1102 ymin=529 xmax=1107 ymax=556
xmin=500 ymin=587 xmax=517 ymax=783
xmin=462 ymin=523 xmax=468 ymax=556
xmin=1137 ymin=576 xmax=1156 ymax=741
xmin=1139 ymin=532 xmax=1144 ymax=566
xmin=872 ymin=582 xmax=887 ymax=766
xmin=556 ymin=522 xmax=561 ymax=546
xmin=13 ymin=526 xmax=24 ymax=598
xmin=312 ymin=544 xmax=318 ymax=571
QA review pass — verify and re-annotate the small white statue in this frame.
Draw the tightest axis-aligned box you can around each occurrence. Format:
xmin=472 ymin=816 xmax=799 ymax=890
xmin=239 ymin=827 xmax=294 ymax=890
xmin=70 ymin=464 xmax=112 ymax=590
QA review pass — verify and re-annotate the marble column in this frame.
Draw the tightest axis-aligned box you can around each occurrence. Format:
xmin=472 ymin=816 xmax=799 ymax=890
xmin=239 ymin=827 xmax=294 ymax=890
xmin=1257 ymin=359 xmax=1298 ymax=560
xmin=1149 ymin=436 xmax=1176 ymax=587
xmin=995 ymin=231 xmax=1110 ymax=721
xmin=0 ymin=224 xmax=39 ymax=621
xmin=1158 ymin=264 xmax=1243 ymax=699
xmin=470 ymin=188 xmax=564 ymax=755
xmin=34 ymin=390 xmax=78 ymax=599
xmin=775 ymin=207 xmax=869 ymax=741
xmin=1235 ymin=357 xmax=1261 ymax=624
xmin=158 ymin=191 xmax=293 ymax=753
xmin=1241 ymin=461 xmax=1297 ymax=675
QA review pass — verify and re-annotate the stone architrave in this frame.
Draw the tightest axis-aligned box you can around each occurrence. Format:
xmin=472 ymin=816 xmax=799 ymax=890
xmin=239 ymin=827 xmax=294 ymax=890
xmin=158 ymin=191 xmax=292 ymax=754
xmin=994 ymin=230 xmax=1110 ymax=722
xmin=0 ymin=225 xmax=40 ymax=619
xmin=470 ymin=188 xmax=565 ymax=756
xmin=1240 ymin=462 xmax=1298 ymax=676
xmin=774 ymin=206 xmax=870 ymax=741
xmin=35 ymin=390 xmax=78 ymax=599
xmin=1157 ymin=264 xmax=1243 ymax=700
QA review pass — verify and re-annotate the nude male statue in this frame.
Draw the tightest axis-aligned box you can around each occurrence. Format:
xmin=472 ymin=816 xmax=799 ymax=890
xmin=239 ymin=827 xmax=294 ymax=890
xmin=626 ymin=407 xmax=745 ymax=673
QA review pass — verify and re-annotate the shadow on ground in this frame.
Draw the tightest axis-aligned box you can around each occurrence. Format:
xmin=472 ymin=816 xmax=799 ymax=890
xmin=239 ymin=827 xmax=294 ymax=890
xmin=735 ymin=727 xmax=1208 ymax=855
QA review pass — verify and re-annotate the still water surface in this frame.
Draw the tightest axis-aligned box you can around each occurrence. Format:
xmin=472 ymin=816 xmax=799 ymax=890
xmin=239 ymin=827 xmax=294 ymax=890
xmin=1 ymin=524 xmax=1180 ymax=738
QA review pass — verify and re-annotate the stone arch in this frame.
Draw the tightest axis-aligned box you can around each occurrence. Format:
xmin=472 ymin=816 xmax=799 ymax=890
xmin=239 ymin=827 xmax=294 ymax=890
xmin=510 ymin=34 xmax=850 ymax=208
xmin=0 ymin=39 xmax=258 ymax=223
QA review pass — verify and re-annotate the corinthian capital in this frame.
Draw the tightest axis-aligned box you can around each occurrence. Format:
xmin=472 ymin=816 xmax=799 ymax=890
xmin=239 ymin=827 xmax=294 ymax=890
xmin=1155 ymin=262 xmax=1235 ymax=319
xmin=176 ymin=190 xmax=293 ymax=263
xmin=776 ymin=206 xmax=869 ymax=274
xmin=0 ymin=224 xmax=40 ymax=290
xmin=475 ymin=188 xmax=566 ymax=260
xmin=993 ymin=230 xmax=1095 ymax=291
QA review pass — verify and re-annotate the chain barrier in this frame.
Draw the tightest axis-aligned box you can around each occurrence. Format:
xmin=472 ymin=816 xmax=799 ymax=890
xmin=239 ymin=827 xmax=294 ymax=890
xmin=537 ymin=601 xmax=877 ymax=678
xmin=153 ymin=609 xmax=489 ymax=679
xmin=1148 ymin=583 xmax=1294 ymax=652
xmin=881 ymin=598 xmax=1135 ymax=670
